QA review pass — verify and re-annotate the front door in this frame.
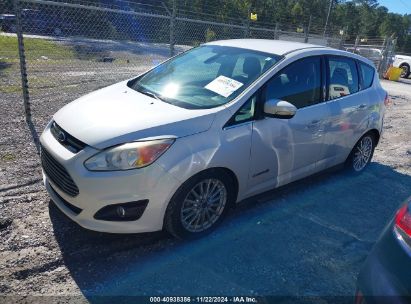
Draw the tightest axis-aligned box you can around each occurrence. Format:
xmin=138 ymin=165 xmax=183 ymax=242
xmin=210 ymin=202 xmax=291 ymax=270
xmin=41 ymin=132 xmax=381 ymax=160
xmin=247 ymin=56 xmax=329 ymax=194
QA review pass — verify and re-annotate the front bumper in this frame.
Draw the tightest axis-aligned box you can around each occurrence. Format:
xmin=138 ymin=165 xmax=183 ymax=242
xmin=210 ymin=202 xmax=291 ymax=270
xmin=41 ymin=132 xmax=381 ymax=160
xmin=40 ymin=123 xmax=181 ymax=233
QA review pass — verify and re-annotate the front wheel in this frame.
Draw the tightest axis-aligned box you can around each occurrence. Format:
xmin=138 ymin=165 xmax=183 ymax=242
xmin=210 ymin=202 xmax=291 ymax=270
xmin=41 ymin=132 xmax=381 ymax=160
xmin=346 ymin=133 xmax=376 ymax=173
xmin=164 ymin=170 xmax=235 ymax=239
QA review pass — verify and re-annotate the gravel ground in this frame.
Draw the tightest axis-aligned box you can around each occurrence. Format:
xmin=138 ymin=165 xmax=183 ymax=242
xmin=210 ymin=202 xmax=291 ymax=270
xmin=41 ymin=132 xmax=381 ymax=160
xmin=0 ymin=63 xmax=410 ymax=302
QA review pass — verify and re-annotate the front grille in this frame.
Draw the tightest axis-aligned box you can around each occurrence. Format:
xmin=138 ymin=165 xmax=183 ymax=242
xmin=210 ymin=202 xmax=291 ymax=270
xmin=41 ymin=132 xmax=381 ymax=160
xmin=50 ymin=121 xmax=86 ymax=153
xmin=41 ymin=145 xmax=79 ymax=197
xmin=49 ymin=184 xmax=82 ymax=215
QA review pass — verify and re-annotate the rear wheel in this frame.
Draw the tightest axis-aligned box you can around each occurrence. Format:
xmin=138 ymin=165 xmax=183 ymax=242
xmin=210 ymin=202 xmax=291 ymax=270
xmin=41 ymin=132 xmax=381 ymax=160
xmin=400 ymin=63 xmax=410 ymax=78
xmin=346 ymin=133 xmax=376 ymax=173
xmin=164 ymin=170 xmax=235 ymax=239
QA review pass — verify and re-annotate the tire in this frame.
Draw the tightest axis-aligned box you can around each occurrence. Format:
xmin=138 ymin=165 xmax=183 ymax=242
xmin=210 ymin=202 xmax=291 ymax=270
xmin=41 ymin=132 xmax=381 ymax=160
xmin=346 ymin=133 xmax=376 ymax=173
xmin=400 ymin=64 xmax=410 ymax=79
xmin=164 ymin=169 xmax=236 ymax=240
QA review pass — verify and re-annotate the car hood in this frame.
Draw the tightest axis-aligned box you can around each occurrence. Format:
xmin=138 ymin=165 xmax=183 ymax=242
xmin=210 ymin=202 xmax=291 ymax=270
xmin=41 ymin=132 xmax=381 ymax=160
xmin=53 ymin=81 xmax=217 ymax=149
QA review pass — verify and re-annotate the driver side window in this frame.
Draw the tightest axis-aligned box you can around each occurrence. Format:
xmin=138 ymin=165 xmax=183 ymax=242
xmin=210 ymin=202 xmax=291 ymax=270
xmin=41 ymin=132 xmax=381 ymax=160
xmin=263 ymin=57 xmax=322 ymax=109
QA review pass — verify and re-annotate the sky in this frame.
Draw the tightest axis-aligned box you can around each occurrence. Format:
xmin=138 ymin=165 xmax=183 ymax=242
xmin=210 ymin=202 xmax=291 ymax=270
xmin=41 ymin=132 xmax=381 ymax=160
xmin=377 ymin=0 xmax=411 ymax=15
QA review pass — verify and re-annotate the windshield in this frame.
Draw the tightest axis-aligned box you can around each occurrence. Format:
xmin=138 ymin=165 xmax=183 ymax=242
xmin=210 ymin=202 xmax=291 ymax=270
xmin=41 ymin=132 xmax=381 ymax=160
xmin=128 ymin=45 xmax=282 ymax=109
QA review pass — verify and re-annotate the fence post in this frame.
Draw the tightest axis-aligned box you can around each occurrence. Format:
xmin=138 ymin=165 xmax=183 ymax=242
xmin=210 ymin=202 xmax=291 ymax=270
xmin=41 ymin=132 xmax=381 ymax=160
xmin=379 ymin=36 xmax=391 ymax=78
xmin=169 ymin=0 xmax=176 ymax=57
xmin=13 ymin=0 xmax=31 ymax=122
xmin=304 ymin=15 xmax=312 ymax=43
xmin=244 ymin=6 xmax=250 ymax=38
xmin=354 ymin=35 xmax=360 ymax=52
xmin=338 ymin=26 xmax=348 ymax=50
xmin=390 ymin=38 xmax=397 ymax=60
xmin=274 ymin=22 xmax=279 ymax=40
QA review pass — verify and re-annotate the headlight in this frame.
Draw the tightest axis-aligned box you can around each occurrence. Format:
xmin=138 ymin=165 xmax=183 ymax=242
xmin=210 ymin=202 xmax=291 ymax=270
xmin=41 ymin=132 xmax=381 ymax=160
xmin=84 ymin=139 xmax=174 ymax=171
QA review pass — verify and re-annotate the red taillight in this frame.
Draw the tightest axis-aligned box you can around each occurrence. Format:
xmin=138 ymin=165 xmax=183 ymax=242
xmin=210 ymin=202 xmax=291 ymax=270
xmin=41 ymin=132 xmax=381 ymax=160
xmin=354 ymin=289 xmax=364 ymax=304
xmin=395 ymin=204 xmax=411 ymax=236
xmin=384 ymin=93 xmax=390 ymax=106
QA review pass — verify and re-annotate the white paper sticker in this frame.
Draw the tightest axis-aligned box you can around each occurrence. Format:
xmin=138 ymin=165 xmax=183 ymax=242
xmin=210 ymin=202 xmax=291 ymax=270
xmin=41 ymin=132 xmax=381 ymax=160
xmin=205 ymin=75 xmax=243 ymax=98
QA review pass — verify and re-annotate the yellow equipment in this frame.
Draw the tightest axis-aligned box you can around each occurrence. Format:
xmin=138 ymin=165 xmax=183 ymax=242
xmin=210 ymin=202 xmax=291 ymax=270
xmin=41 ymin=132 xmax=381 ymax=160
xmin=385 ymin=66 xmax=402 ymax=81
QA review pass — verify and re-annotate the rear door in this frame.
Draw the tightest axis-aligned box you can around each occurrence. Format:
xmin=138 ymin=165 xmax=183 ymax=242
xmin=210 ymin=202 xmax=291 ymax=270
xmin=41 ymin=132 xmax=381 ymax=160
xmin=318 ymin=55 xmax=370 ymax=170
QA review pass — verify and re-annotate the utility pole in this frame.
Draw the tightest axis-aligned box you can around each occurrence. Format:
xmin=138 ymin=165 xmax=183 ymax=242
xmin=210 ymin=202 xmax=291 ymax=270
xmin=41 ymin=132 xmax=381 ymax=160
xmin=323 ymin=0 xmax=333 ymax=37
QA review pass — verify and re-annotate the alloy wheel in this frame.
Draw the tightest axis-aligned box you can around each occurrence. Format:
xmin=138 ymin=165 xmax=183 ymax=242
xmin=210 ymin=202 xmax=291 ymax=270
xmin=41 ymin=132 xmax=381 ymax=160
xmin=180 ymin=179 xmax=227 ymax=233
xmin=353 ymin=136 xmax=373 ymax=172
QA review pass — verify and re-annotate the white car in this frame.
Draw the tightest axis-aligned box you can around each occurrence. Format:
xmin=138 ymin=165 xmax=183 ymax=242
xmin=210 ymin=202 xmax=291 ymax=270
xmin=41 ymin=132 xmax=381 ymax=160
xmin=40 ymin=39 xmax=387 ymax=239
xmin=345 ymin=47 xmax=383 ymax=62
xmin=393 ymin=54 xmax=411 ymax=78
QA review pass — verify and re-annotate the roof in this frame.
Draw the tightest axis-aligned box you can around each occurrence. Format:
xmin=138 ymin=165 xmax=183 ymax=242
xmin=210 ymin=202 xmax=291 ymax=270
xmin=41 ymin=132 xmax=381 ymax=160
xmin=205 ymin=39 xmax=329 ymax=56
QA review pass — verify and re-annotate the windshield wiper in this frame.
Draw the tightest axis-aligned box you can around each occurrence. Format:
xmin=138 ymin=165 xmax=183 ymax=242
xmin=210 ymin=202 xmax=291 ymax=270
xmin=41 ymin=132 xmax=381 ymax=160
xmin=138 ymin=89 xmax=165 ymax=102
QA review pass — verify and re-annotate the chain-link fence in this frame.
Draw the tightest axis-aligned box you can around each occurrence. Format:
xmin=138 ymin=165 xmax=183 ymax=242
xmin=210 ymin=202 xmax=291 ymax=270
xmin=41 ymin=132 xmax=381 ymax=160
xmin=342 ymin=36 xmax=397 ymax=78
xmin=0 ymin=0 xmax=395 ymax=123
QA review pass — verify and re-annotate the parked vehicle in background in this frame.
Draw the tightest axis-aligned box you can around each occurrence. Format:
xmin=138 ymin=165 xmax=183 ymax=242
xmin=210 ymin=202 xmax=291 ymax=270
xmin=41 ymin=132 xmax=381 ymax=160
xmin=356 ymin=197 xmax=411 ymax=304
xmin=345 ymin=47 xmax=383 ymax=62
xmin=393 ymin=54 xmax=411 ymax=78
xmin=0 ymin=14 xmax=16 ymax=32
xmin=40 ymin=39 xmax=388 ymax=239
xmin=0 ymin=9 xmax=73 ymax=36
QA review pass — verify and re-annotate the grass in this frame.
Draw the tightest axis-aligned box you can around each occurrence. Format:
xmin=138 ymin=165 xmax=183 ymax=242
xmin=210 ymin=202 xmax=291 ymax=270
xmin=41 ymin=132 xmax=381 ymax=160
xmin=0 ymin=34 xmax=76 ymax=61
xmin=0 ymin=85 xmax=21 ymax=93
xmin=0 ymin=34 xmax=77 ymax=93
xmin=1 ymin=153 xmax=16 ymax=162
xmin=0 ymin=34 xmax=132 ymax=93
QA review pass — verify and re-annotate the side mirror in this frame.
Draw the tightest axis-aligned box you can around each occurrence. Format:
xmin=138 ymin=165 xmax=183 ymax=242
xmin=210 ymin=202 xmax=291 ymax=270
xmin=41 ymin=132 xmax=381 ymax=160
xmin=263 ymin=99 xmax=297 ymax=119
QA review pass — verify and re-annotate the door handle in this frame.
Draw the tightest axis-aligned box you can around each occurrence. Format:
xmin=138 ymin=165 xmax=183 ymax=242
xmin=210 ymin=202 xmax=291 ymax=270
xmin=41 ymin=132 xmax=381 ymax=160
xmin=357 ymin=104 xmax=367 ymax=109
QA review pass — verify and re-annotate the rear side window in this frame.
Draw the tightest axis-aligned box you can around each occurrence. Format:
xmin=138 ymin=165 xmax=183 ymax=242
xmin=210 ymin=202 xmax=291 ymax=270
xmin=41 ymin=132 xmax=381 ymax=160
xmin=264 ymin=56 xmax=322 ymax=109
xmin=359 ymin=63 xmax=375 ymax=89
xmin=328 ymin=57 xmax=359 ymax=100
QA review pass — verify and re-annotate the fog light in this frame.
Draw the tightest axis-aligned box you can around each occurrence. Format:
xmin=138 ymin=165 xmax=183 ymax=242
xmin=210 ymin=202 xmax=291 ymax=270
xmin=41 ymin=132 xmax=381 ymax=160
xmin=93 ymin=200 xmax=149 ymax=221
xmin=117 ymin=206 xmax=126 ymax=218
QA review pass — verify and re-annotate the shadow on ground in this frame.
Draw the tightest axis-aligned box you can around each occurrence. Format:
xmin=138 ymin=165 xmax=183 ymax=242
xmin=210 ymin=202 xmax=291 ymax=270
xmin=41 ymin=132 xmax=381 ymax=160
xmin=49 ymin=163 xmax=411 ymax=299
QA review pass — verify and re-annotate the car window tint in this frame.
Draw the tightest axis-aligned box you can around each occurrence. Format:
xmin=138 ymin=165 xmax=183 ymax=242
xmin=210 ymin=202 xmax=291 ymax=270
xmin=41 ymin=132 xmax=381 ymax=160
xmin=360 ymin=63 xmax=374 ymax=89
xmin=328 ymin=57 xmax=359 ymax=100
xmin=264 ymin=57 xmax=321 ymax=109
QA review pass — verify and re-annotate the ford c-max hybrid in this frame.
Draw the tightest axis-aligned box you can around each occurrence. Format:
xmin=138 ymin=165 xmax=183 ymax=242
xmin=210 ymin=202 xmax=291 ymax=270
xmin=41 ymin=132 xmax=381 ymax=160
xmin=40 ymin=39 xmax=387 ymax=239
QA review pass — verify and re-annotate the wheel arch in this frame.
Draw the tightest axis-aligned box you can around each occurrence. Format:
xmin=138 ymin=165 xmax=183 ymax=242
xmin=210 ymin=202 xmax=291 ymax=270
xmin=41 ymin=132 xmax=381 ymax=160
xmin=366 ymin=128 xmax=381 ymax=145
xmin=346 ymin=128 xmax=380 ymax=163
xmin=184 ymin=167 xmax=240 ymax=204
xmin=162 ymin=166 xmax=240 ymax=237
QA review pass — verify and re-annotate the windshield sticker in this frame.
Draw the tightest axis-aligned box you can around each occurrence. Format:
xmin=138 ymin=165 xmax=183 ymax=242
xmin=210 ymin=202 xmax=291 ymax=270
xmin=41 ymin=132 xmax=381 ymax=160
xmin=205 ymin=76 xmax=243 ymax=98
